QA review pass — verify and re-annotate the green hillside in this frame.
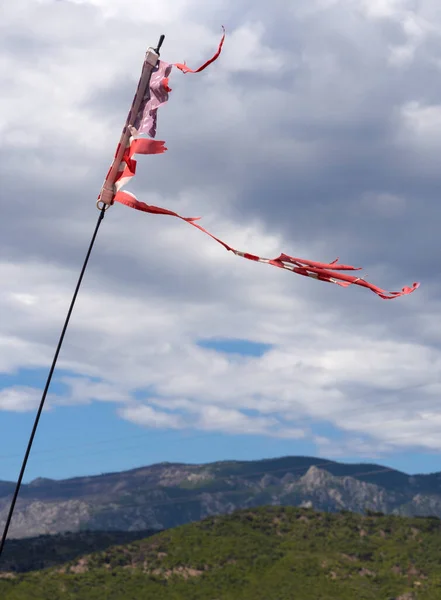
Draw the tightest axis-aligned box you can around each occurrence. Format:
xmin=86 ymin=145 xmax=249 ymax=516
xmin=0 ymin=530 xmax=159 ymax=574
xmin=1 ymin=506 xmax=441 ymax=599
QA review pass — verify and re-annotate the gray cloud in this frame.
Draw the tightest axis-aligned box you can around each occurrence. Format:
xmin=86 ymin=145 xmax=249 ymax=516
xmin=1 ymin=0 xmax=440 ymax=459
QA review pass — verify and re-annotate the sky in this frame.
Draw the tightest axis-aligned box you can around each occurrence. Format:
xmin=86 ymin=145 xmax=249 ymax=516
xmin=1 ymin=0 xmax=441 ymax=483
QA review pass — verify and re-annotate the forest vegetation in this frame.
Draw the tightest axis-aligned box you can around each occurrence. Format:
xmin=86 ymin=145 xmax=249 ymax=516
xmin=1 ymin=505 xmax=441 ymax=599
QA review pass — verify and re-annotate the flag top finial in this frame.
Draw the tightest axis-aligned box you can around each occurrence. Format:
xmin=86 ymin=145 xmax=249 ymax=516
xmin=155 ymin=34 xmax=165 ymax=56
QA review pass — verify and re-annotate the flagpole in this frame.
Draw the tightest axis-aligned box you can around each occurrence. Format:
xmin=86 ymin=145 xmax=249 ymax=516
xmin=0 ymin=35 xmax=165 ymax=561
xmin=0 ymin=207 xmax=106 ymax=559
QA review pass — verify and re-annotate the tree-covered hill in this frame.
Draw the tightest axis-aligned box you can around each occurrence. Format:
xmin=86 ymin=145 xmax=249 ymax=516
xmin=1 ymin=506 xmax=441 ymax=599
xmin=0 ymin=529 xmax=159 ymax=574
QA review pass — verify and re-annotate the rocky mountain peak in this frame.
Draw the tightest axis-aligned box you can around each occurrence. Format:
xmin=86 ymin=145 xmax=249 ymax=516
xmin=2 ymin=456 xmax=441 ymax=539
xmin=300 ymin=466 xmax=334 ymax=488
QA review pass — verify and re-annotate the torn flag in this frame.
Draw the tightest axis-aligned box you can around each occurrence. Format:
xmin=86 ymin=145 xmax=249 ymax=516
xmin=99 ymin=28 xmax=419 ymax=301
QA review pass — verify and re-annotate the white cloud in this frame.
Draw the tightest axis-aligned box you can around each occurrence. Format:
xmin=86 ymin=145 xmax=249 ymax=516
xmin=1 ymin=251 xmax=438 ymax=450
xmin=54 ymin=377 xmax=131 ymax=406
xmin=119 ymin=405 xmax=184 ymax=430
xmin=360 ymin=0 xmax=411 ymax=20
xmin=61 ymin=0 xmax=191 ymax=23
xmin=401 ymin=102 xmax=441 ymax=143
xmin=0 ymin=387 xmax=43 ymax=413
xmin=220 ymin=22 xmax=287 ymax=73
xmin=121 ymin=400 xmax=307 ymax=438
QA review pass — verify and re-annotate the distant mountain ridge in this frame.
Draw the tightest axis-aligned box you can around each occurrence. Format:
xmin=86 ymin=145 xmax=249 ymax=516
xmin=1 ymin=455 xmax=441 ymax=539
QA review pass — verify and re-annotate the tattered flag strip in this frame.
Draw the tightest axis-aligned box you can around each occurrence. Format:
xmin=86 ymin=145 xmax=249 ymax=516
xmin=100 ymin=28 xmax=419 ymax=301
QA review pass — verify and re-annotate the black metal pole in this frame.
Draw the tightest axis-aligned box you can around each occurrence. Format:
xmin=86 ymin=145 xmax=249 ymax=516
xmin=0 ymin=207 xmax=106 ymax=559
xmin=155 ymin=34 xmax=165 ymax=55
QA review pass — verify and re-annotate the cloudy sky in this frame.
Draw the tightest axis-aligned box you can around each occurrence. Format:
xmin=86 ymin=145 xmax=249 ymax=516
xmin=1 ymin=0 xmax=441 ymax=483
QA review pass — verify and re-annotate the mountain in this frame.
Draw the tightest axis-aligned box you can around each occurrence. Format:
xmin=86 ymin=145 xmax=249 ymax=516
xmin=2 ymin=455 xmax=441 ymax=539
xmin=1 ymin=506 xmax=441 ymax=599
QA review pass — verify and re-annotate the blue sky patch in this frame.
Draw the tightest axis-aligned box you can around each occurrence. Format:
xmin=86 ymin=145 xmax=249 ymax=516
xmin=197 ymin=338 xmax=272 ymax=357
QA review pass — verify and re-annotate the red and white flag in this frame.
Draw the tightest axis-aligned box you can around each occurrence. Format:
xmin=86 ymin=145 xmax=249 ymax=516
xmin=99 ymin=29 xmax=419 ymax=301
